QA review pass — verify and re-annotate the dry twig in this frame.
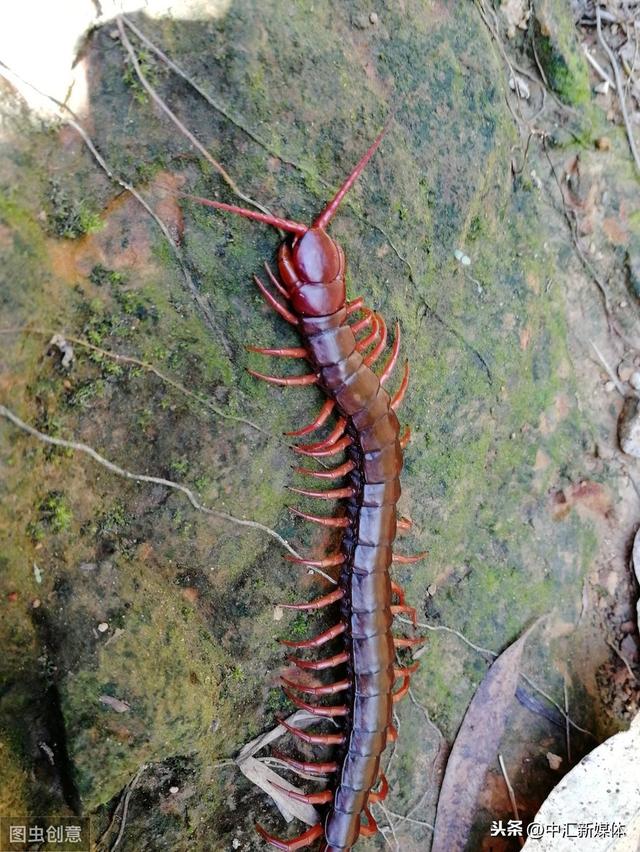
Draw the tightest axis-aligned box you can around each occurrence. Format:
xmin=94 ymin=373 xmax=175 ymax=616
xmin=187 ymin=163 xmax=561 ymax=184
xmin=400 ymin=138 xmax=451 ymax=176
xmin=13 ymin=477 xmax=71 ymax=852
xmin=596 ymin=7 xmax=640 ymax=174
xmin=0 ymin=402 xmax=344 ymax=584
xmin=498 ymin=754 xmax=524 ymax=848
xmin=0 ymin=326 xmax=270 ymax=435
xmin=116 ymin=17 xmax=274 ymax=217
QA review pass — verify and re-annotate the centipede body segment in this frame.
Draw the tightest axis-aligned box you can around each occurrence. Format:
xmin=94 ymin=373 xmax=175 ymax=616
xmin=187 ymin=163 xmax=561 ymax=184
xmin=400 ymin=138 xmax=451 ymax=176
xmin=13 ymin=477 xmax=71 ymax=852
xmin=192 ymin=127 xmax=425 ymax=851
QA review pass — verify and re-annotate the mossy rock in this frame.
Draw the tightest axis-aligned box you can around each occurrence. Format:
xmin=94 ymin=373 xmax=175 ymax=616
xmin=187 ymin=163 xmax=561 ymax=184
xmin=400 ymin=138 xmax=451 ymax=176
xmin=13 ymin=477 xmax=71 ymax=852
xmin=0 ymin=1 xmax=615 ymax=848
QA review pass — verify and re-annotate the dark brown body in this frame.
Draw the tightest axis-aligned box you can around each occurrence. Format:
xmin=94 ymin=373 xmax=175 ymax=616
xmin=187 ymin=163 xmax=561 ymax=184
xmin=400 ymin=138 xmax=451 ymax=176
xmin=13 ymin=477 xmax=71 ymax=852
xmin=283 ymin=242 xmax=401 ymax=850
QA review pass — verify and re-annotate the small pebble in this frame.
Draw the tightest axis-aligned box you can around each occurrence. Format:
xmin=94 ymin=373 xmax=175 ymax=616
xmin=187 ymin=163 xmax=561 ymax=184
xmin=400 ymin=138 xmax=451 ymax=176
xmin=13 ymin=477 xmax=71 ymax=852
xmin=7 ymin=592 xmax=18 ymax=602
xmin=604 ymin=380 xmax=616 ymax=393
xmin=454 ymin=248 xmax=471 ymax=266
xmin=546 ymin=752 xmax=563 ymax=771
xmin=630 ymin=372 xmax=640 ymax=390
xmin=369 ymin=11 xmax=379 ymax=24
xmin=169 ymin=786 xmax=179 ymax=795
xmin=427 ymin=583 xmax=437 ymax=596
xmin=97 ymin=622 xmax=109 ymax=633
xmin=595 ymin=136 xmax=611 ymax=151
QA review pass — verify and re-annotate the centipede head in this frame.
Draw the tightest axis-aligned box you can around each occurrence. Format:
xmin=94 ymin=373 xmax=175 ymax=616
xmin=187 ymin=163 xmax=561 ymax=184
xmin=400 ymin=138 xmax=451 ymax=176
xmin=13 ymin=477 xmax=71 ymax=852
xmin=186 ymin=125 xmax=388 ymax=315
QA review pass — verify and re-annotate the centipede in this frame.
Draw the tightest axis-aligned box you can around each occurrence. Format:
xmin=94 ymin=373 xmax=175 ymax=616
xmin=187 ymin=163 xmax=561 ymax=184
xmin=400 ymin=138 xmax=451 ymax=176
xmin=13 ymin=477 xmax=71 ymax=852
xmin=189 ymin=128 xmax=425 ymax=851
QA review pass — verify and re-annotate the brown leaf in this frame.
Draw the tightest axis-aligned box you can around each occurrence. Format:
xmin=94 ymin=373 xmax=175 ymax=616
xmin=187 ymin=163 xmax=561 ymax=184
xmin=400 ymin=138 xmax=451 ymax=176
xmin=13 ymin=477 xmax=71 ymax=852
xmin=431 ymin=619 xmax=541 ymax=852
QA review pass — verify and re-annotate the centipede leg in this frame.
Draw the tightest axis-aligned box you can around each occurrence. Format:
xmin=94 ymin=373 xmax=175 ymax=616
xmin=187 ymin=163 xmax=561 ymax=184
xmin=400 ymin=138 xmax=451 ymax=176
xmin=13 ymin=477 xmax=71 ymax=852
xmin=253 ymin=275 xmax=299 ymax=325
xmin=391 ymin=604 xmax=417 ymax=625
xmin=367 ymin=773 xmax=389 ymax=804
xmin=392 ymin=551 xmax=427 ymax=564
xmin=399 ymin=426 xmax=411 ymax=449
xmin=390 ymin=580 xmax=407 ymax=606
xmin=255 ymin=822 xmax=324 ymax=851
xmin=249 ymin=369 xmax=318 ymax=386
xmin=363 ymin=315 xmax=388 ymax=367
xmin=281 ymin=587 xmax=345 ymax=610
xmin=278 ymin=717 xmax=345 ymax=746
xmin=272 ymin=749 xmax=340 ymax=773
xmin=247 ymin=345 xmax=308 ymax=358
xmin=390 ymin=361 xmax=410 ymax=411
xmin=270 ymin=782 xmax=334 ymax=805
xmin=379 ymin=321 xmax=401 ymax=384
xmin=289 ymin=507 xmax=350 ymax=529
xmin=286 ymin=651 xmax=349 ymax=671
xmin=358 ymin=806 xmax=378 ymax=837
xmin=293 ymin=460 xmax=355 ymax=481
xmin=392 ymin=674 xmax=412 ymax=703
xmin=264 ymin=261 xmax=290 ymax=298
xmin=285 ymin=399 xmax=335 ymax=437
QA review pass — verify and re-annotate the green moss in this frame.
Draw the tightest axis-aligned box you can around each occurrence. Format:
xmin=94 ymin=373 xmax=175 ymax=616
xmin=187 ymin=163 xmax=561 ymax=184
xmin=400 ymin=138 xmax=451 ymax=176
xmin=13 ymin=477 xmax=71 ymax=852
xmin=48 ymin=180 xmax=103 ymax=239
xmin=533 ymin=0 xmax=591 ymax=106
xmin=27 ymin=491 xmax=73 ymax=540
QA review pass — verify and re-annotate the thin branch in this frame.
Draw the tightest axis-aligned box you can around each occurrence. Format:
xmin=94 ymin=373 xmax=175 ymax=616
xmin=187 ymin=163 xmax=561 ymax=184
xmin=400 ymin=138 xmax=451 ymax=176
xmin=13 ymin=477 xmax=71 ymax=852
xmin=384 ymin=809 xmax=434 ymax=830
xmin=116 ymin=17 xmax=275 ymax=217
xmin=109 ymin=763 xmax=148 ymax=851
xmin=120 ymin=16 xmax=304 ymax=175
xmin=498 ymin=754 xmax=524 ymax=848
xmin=0 ymin=403 xmax=343 ymax=584
xmin=0 ymin=326 xmax=269 ymax=436
xmin=597 ymin=7 xmax=640 ymax=174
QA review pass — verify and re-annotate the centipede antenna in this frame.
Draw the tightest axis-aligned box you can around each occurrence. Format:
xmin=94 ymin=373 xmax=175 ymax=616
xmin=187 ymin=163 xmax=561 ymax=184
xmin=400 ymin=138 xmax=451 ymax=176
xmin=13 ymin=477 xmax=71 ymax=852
xmin=313 ymin=124 xmax=388 ymax=230
xmin=182 ymin=194 xmax=308 ymax=235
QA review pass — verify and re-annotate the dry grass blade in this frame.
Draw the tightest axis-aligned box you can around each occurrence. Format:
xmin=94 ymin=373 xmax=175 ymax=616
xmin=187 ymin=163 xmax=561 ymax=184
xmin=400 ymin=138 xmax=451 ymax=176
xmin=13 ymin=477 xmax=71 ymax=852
xmin=236 ymin=710 xmax=325 ymax=826
xmin=431 ymin=618 xmax=542 ymax=852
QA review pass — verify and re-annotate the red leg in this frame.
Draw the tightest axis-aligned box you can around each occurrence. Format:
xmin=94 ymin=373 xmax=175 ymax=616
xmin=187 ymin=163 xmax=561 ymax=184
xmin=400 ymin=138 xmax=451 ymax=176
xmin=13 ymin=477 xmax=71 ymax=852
xmin=254 ymin=275 xmax=299 ymax=325
xmin=368 ymin=774 xmax=389 ymax=804
xmin=392 ymin=674 xmax=411 ymax=703
xmin=281 ymin=690 xmax=349 ymax=718
xmin=270 ymin=782 xmax=334 ymax=805
xmin=248 ymin=369 xmax=317 ymax=386
xmin=247 ymin=345 xmax=308 ymax=358
xmin=272 ymin=749 xmax=340 ymax=773
xmin=255 ymin=822 xmax=324 ymax=851
xmin=390 ymin=580 xmax=406 ymax=606
xmin=391 ymin=604 xmax=417 ymax=625
xmin=264 ymin=261 xmax=290 ymax=299
xmin=386 ymin=724 xmax=398 ymax=743
xmin=396 ymin=516 xmax=413 ymax=531
xmin=399 ymin=426 xmax=411 ymax=449
xmin=285 ymin=553 xmax=345 ymax=568
xmin=295 ymin=418 xmax=346 ymax=452
xmin=394 ymin=662 xmax=420 ymax=677
xmin=363 ymin=315 xmax=388 ymax=367
xmin=281 ymin=677 xmax=350 ymax=696
xmin=394 ymin=636 xmax=425 ymax=649
xmin=294 ymin=460 xmax=355 ymax=480
xmin=288 ymin=485 xmax=354 ymax=500
xmin=359 ymin=807 xmax=378 ymax=837
xmin=285 ymin=399 xmax=335 ymax=437
xmin=281 ymin=587 xmax=345 ymax=610
xmin=392 ymin=551 xmax=427 ymax=564
xmin=355 ymin=314 xmax=380 ymax=352
xmin=346 ymin=296 xmax=364 ymax=314
xmin=289 ymin=508 xmax=350 ymax=529
xmin=379 ymin=321 xmax=401 ymax=384
xmin=278 ymin=717 xmax=345 ymax=746
xmin=281 ymin=623 xmax=346 ymax=649
xmin=287 ymin=651 xmax=349 ymax=671
xmin=350 ymin=308 xmax=374 ymax=335
xmin=390 ymin=361 xmax=409 ymax=410
xmin=293 ymin=436 xmax=351 ymax=458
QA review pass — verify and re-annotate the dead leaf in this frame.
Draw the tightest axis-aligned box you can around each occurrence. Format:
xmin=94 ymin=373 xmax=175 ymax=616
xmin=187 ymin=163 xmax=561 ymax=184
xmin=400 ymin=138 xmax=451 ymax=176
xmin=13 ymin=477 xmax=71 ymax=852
xmin=235 ymin=710 xmax=324 ymax=826
xmin=431 ymin=619 xmax=541 ymax=852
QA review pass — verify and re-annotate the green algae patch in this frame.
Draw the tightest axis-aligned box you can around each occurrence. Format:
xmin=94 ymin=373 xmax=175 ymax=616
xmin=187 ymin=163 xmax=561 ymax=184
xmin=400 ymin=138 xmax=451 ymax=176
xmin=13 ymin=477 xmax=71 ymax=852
xmin=533 ymin=0 xmax=591 ymax=106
